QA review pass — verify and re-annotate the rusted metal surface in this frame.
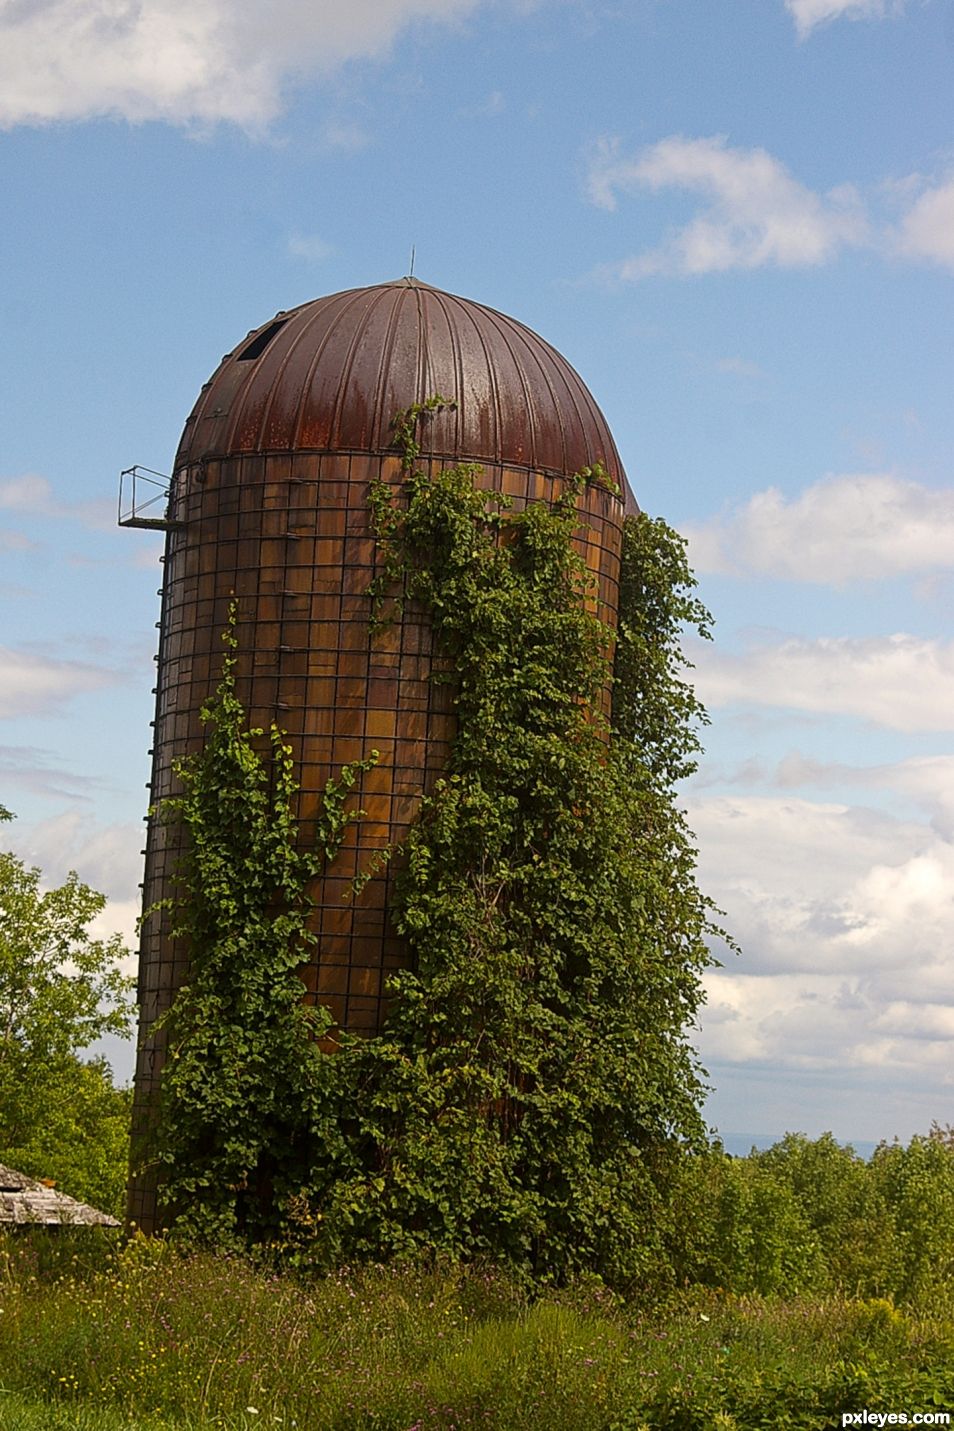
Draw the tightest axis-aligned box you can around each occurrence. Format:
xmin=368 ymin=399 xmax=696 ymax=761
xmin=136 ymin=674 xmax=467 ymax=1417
xmin=129 ymin=281 xmax=636 ymax=1232
xmin=176 ymin=278 xmax=636 ymax=510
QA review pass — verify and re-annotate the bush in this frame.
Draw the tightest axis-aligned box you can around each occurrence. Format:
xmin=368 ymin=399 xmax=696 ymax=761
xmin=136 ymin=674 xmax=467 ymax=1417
xmin=753 ymin=1133 xmax=899 ymax=1296
xmin=869 ymin=1132 xmax=954 ymax=1299
xmin=669 ymin=1149 xmax=825 ymax=1295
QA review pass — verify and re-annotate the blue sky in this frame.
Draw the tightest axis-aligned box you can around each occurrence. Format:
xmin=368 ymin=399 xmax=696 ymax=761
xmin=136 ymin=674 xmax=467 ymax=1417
xmin=2 ymin=0 xmax=953 ymax=1145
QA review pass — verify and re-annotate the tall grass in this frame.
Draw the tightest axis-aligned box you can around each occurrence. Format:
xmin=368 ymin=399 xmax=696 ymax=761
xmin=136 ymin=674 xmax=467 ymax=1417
xmin=0 ymin=1390 xmax=184 ymax=1430
xmin=2 ymin=1233 xmax=953 ymax=1430
xmin=5 ymin=1132 xmax=954 ymax=1428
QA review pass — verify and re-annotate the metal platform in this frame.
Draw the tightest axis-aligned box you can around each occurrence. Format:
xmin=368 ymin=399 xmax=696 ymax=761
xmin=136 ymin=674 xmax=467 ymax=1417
xmin=118 ymin=466 xmax=178 ymax=530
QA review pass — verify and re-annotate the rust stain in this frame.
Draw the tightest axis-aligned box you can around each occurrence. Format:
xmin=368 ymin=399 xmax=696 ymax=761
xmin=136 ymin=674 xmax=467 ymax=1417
xmin=175 ymin=278 xmax=637 ymax=511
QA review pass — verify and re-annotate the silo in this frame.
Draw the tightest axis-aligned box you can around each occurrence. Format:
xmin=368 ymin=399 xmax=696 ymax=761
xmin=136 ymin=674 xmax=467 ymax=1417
xmin=128 ymin=278 xmax=637 ymax=1232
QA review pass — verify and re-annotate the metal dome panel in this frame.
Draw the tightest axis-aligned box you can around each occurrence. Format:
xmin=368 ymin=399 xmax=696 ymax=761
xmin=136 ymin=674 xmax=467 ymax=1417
xmin=175 ymin=279 xmax=633 ymax=501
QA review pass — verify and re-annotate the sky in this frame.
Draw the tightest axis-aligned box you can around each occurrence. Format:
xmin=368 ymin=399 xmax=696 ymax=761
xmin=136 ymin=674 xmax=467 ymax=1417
xmin=1 ymin=0 xmax=953 ymax=1147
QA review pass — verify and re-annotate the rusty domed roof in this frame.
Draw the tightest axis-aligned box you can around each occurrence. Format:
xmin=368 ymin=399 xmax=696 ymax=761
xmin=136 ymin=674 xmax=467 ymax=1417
xmin=175 ymin=279 xmax=633 ymax=500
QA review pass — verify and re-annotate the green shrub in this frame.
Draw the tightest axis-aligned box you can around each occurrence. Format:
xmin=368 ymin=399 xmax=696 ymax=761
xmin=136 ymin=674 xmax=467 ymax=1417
xmin=870 ymin=1132 xmax=954 ymax=1298
xmin=666 ymin=1131 xmax=954 ymax=1305
xmin=668 ymin=1150 xmax=824 ymax=1295
xmin=754 ymin=1133 xmax=900 ymax=1296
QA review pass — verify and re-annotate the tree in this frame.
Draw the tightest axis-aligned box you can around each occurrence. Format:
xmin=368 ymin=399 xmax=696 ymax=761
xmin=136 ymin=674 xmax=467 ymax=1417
xmin=0 ymin=811 xmax=134 ymax=1216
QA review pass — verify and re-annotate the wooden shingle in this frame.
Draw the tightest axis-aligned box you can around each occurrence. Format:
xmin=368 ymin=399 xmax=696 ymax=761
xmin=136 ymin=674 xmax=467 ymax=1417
xmin=0 ymin=1163 xmax=119 ymax=1227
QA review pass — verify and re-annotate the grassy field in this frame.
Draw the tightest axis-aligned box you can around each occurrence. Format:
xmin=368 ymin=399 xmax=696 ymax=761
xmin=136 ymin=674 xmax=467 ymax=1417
xmin=2 ymin=1231 xmax=954 ymax=1430
xmin=0 ymin=1392 xmax=187 ymax=1430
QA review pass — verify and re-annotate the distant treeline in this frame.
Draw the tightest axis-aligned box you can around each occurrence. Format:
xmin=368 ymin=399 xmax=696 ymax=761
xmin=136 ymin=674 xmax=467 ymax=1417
xmin=665 ymin=1127 xmax=954 ymax=1300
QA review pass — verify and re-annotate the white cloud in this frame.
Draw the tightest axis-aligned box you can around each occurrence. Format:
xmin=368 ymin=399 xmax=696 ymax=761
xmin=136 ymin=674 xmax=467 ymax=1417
xmin=1 ymin=811 xmax=143 ymax=957
xmin=691 ymin=790 xmax=954 ymax=1087
xmin=897 ymin=176 xmax=954 ymax=269
xmin=805 ymin=751 xmax=954 ymax=843
xmin=586 ymin=134 xmax=868 ymax=277
xmin=0 ymin=472 xmax=119 ymax=535
xmin=0 ymin=475 xmax=53 ymax=512
xmin=0 ymin=472 xmax=114 ymax=530
xmin=691 ymin=631 xmax=954 ymax=732
xmin=702 ymin=971 xmax=954 ymax=1080
xmin=784 ymin=0 xmax=903 ymax=39
xmin=0 ymin=744 xmax=103 ymax=802
xmin=0 ymin=646 xmax=121 ymax=719
xmin=692 ymin=794 xmax=935 ymax=976
xmin=685 ymin=474 xmax=954 ymax=585
xmin=586 ymin=138 xmax=954 ymax=282
xmin=320 ymin=119 xmax=371 ymax=151
xmin=288 ymin=231 xmax=334 ymax=263
xmin=698 ymin=745 xmax=954 ymax=809
xmin=87 ymin=900 xmax=141 ymax=963
xmin=883 ymin=755 xmax=954 ymax=839
xmin=697 ymin=749 xmax=954 ymax=842
xmin=0 ymin=0 xmax=481 ymax=131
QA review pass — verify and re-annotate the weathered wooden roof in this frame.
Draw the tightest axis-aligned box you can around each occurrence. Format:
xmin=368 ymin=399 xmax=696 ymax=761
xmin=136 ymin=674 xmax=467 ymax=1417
xmin=0 ymin=1163 xmax=119 ymax=1227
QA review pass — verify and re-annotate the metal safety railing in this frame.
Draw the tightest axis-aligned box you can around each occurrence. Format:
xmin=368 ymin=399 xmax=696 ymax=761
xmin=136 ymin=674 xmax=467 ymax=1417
xmin=118 ymin=466 xmax=177 ymax=531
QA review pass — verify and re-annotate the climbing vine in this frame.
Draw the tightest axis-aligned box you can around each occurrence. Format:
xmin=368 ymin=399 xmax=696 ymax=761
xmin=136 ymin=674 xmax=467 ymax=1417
xmin=149 ymin=405 xmax=722 ymax=1288
xmin=307 ymin=403 xmax=720 ymax=1287
xmin=148 ymin=606 xmax=375 ymax=1247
